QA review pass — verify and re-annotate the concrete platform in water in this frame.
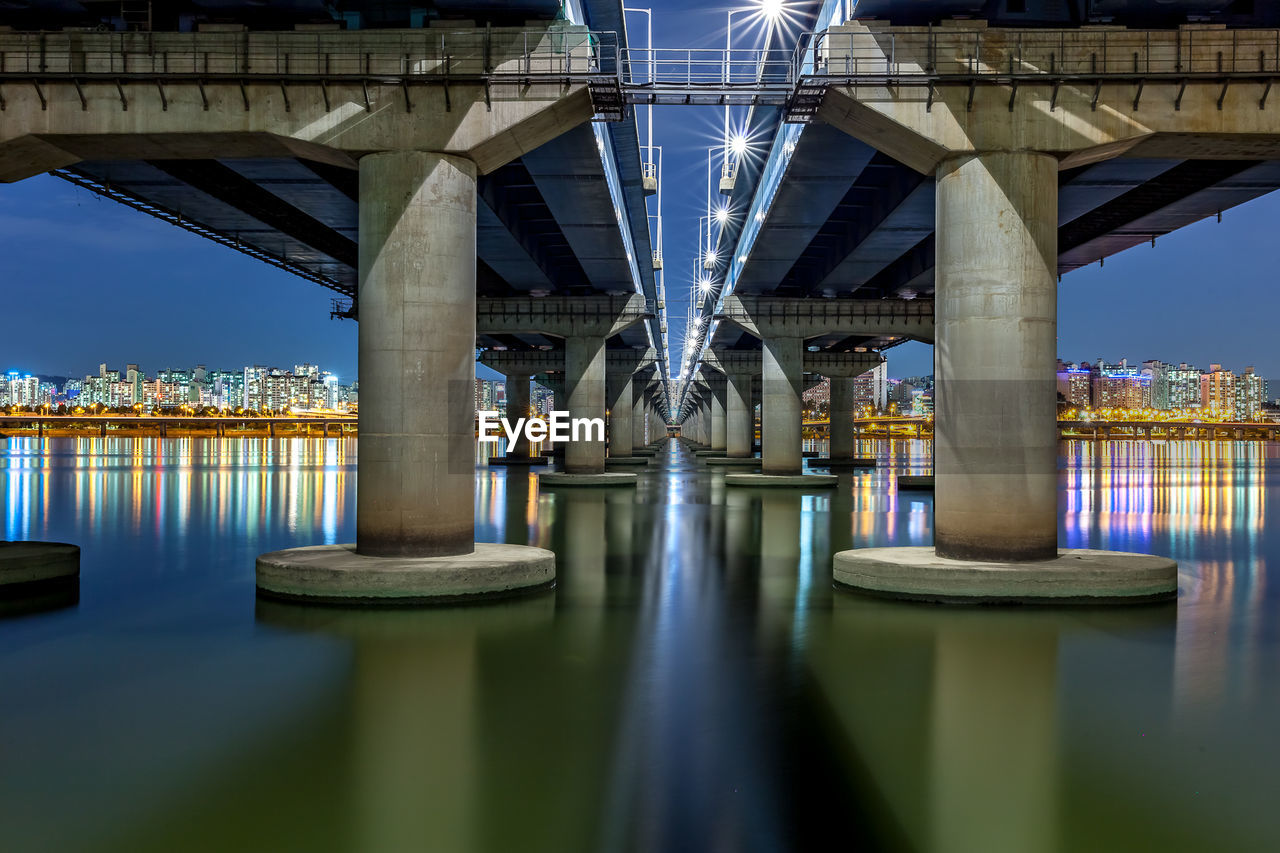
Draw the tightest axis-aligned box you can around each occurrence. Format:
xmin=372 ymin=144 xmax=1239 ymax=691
xmin=897 ymin=475 xmax=934 ymax=490
xmin=833 ymin=547 xmax=1177 ymax=604
xmin=488 ymin=456 xmax=550 ymax=466
xmin=0 ymin=541 xmax=80 ymax=589
xmin=806 ymin=457 xmax=877 ymax=469
xmin=256 ymin=543 xmax=555 ymax=604
xmin=724 ymin=473 xmax=838 ymax=488
xmin=539 ymin=472 xmax=638 ymax=486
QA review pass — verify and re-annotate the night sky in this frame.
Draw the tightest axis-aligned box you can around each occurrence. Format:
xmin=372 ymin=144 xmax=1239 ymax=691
xmin=3 ymin=1 xmax=1280 ymax=385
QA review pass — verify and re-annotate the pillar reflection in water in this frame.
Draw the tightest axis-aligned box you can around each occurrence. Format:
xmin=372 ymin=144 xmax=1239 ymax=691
xmin=808 ymin=597 xmax=1175 ymax=853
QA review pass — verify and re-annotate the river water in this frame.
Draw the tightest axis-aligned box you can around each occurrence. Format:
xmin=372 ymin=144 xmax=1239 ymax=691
xmin=1 ymin=436 xmax=1277 ymax=852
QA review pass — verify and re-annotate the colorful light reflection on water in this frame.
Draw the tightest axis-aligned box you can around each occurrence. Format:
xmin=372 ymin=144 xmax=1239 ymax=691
xmin=1 ymin=436 xmax=1277 ymax=851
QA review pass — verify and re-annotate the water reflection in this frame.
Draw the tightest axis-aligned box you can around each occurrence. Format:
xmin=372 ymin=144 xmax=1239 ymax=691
xmin=1 ymin=438 xmax=1279 ymax=850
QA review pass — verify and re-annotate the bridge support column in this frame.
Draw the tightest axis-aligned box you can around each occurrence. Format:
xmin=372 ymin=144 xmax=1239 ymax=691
xmin=726 ymin=372 xmax=753 ymax=458
xmin=257 ymin=150 xmax=553 ymax=601
xmin=762 ymin=336 xmax=803 ymax=475
xmin=632 ymin=386 xmax=647 ymax=452
xmin=834 ymin=150 xmax=1173 ymax=601
xmin=565 ymin=335 xmax=606 ymax=473
xmin=934 ymin=152 xmax=1058 ymax=562
xmin=540 ymin=335 xmax=638 ymax=486
xmin=355 ymin=152 xmax=477 ymax=558
xmin=830 ymin=377 xmax=855 ymax=460
xmin=506 ymin=375 xmax=533 ymax=459
xmin=606 ymin=372 xmax=633 ymax=459
xmin=710 ymin=382 xmax=727 ymax=453
xmin=487 ymin=373 xmax=546 ymax=465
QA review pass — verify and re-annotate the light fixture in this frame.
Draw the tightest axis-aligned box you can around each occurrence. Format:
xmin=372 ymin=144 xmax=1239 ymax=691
xmin=729 ymin=134 xmax=748 ymax=156
xmin=714 ymin=207 xmax=730 ymax=224
xmin=760 ymin=0 xmax=785 ymax=21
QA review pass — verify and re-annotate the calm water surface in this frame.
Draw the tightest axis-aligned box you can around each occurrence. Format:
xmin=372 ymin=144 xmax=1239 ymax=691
xmin=1 ymin=436 xmax=1277 ymax=852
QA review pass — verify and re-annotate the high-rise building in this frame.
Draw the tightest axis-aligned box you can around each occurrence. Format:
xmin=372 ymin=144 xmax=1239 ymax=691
xmin=1237 ymin=366 xmax=1265 ymax=421
xmin=803 ymin=377 xmax=830 ymax=412
xmin=1143 ymin=360 xmax=1202 ymax=411
xmin=3 ymin=372 xmax=43 ymax=407
xmin=1056 ymin=360 xmax=1092 ymax=409
xmin=910 ymin=388 xmax=933 ymax=417
xmin=1091 ymin=360 xmax=1151 ymax=410
xmin=1201 ymin=364 xmax=1236 ymax=418
xmin=852 ymin=361 xmax=889 ymax=412
xmin=474 ymin=379 xmax=504 ymax=412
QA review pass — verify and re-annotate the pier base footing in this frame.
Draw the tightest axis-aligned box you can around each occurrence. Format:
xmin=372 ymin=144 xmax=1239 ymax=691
xmin=724 ymin=473 xmax=838 ymax=488
xmin=255 ymin=543 xmax=555 ymax=604
xmin=488 ymin=456 xmax=549 ymax=466
xmin=539 ymin=472 xmax=638 ymax=486
xmin=704 ymin=457 xmax=762 ymax=467
xmin=807 ymin=457 xmax=877 ymax=469
xmin=833 ymin=547 xmax=1177 ymax=604
xmin=0 ymin=541 xmax=80 ymax=589
xmin=897 ymin=475 xmax=934 ymax=490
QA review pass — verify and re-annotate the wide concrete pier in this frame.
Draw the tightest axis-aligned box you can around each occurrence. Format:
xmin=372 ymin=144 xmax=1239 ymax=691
xmin=833 ymin=548 xmax=1177 ymax=605
xmin=0 ymin=541 xmax=80 ymax=589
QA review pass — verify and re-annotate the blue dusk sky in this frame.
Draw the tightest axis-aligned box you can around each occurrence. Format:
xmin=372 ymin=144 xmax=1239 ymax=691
xmin=3 ymin=1 xmax=1280 ymax=384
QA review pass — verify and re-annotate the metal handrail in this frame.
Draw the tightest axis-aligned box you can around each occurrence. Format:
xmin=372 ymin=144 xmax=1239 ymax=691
xmin=795 ymin=27 xmax=1280 ymax=81
xmin=0 ymin=28 xmax=621 ymax=79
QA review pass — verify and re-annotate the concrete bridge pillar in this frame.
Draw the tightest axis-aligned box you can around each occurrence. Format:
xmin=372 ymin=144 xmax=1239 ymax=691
xmin=606 ymin=372 xmax=633 ymax=459
xmin=762 ymin=335 xmax=803 ymax=475
xmin=632 ymin=385 xmax=647 ymax=452
xmin=505 ymin=374 xmax=533 ymax=460
xmin=934 ymin=152 xmax=1058 ymax=561
xmin=726 ymin=371 xmax=754 ymax=458
xmin=829 ymin=377 xmax=855 ymax=460
xmin=357 ymin=151 xmax=478 ymax=557
xmin=564 ymin=334 xmax=607 ymax=474
xmin=260 ymin=147 xmax=554 ymax=601
xmin=710 ymin=381 xmax=727 ymax=453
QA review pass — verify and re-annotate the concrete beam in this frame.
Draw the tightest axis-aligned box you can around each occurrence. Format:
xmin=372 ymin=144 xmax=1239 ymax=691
xmin=817 ymin=24 xmax=1280 ymax=175
xmin=0 ymin=27 xmax=596 ymax=182
xmin=719 ymin=294 xmax=934 ymax=343
xmin=704 ymin=347 xmax=884 ymax=378
xmin=477 ymin=294 xmax=650 ymax=339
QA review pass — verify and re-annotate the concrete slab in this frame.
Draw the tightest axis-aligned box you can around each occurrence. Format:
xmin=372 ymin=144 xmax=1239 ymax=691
xmin=539 ymin=472 xmax=638 ymax=486
xmin=488 ymin=455 xmax=550 ymax=465
xmin=0 ymin=541 xmax=80 ymax=588
xmin=704 ymin=457 xmax=763 ymax=467
xmin=724 ymin=473 xmax=839 ymax=488
xmin=833 ymin=547 xmax=1177 ymax=604
xmin=807 ymin=457 xmax=877 ymax=469
xmin=256 ymin=543 xmax=555 ymax=604
xmin=694 ymin=449 xmax=724 ymax=456
xmin=631 ymin=449 xmax=657 ymax=456
xmin=605 ymin=457 xmax=650 ymax=466
xmin=897 ymin=475 xmax=934 ymax=490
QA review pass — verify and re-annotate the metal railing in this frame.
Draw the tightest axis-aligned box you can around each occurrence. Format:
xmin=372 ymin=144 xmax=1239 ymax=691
xmin=0 ymin=28 xmax=619 ymax=79
xmin=7 ymin=27 xmax=1280 ymax=91
xmin=799 ymin=27 xmax=1280 ymax=80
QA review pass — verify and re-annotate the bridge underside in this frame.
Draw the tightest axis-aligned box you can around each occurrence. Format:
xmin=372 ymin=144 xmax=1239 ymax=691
xmin=58 ymin=119 xmax=655 ymax=357
xmin=734 ymin=125 xmax=1280 ymax=308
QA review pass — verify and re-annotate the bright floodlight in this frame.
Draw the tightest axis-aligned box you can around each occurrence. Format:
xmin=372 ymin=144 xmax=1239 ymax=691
xmin=729 ymin=134 xmax=748 ymax=156
xmin=760 ymin=0 xmax=785 ymax=20
xmin=699 ymin=278 xmax=713 ymax=293
xmin=715 ymin=207 xmax=730 ymax=224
